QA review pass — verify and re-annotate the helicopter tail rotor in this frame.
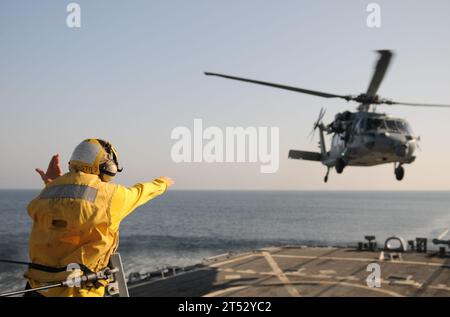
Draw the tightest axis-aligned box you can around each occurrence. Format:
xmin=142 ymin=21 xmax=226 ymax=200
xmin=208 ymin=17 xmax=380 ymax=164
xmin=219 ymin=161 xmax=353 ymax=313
xmin=308 ymin=108 xmax=326 ymax=142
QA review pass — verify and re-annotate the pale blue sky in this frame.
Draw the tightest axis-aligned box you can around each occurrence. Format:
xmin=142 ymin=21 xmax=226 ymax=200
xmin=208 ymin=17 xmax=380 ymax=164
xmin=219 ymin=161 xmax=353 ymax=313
xmin=1 ymin=0 xmax=450 ymax=190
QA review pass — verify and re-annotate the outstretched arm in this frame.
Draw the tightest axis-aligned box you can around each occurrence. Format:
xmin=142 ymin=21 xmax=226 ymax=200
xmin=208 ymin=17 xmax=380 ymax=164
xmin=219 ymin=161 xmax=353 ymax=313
xmin=35 ymin=154 xmax=63 ymax=184
xmin=109 ymin=177 xmax=174 ymax=229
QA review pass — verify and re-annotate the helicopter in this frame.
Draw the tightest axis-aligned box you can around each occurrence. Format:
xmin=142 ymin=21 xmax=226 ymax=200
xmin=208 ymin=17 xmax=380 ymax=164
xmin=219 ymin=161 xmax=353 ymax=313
xmin=205 ymin=50 xmax=450 ymax=182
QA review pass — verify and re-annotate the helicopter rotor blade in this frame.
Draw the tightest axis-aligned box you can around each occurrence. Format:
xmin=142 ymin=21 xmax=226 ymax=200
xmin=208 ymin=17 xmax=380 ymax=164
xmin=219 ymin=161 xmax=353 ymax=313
xmin=307 ymin=128 xmax=316 ymax=142
xmin=205 ymin=72 xmax=353 ymax=100
xmin=315 ymin=107 xmax=326 ymax=127
xmin=318 ymin=107 xmax=326 ymax=122
xmin=381 ymin=100 xmax=450 ymax=108
xmin=366 ymin=50 xmax=393 ymax=97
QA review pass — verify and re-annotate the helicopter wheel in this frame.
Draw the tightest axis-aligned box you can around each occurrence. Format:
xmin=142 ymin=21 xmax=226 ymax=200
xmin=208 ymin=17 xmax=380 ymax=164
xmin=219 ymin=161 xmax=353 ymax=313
xmin=395 ymin=165 xmax=405 ymax=181
xmin=324 ymin=167 xmax=330 ymax=183
xmin=335 ymin=159 xmax=346 ymax=174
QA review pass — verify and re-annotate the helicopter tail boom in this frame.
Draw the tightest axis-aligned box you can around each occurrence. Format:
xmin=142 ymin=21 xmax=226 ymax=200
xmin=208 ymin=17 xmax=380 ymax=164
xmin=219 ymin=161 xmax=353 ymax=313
xmin=288 ymin=150 xmax=322 ymax=161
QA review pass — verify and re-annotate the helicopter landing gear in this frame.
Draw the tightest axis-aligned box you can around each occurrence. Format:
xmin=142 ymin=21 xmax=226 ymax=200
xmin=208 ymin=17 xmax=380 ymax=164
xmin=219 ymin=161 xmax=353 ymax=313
xmin=335 ymin=158 xmax=346 ymax=174
xmin=395 ymin=163 xmax=405 ymax=181
xmin=324 ymin=168 xmax=330 ymax=183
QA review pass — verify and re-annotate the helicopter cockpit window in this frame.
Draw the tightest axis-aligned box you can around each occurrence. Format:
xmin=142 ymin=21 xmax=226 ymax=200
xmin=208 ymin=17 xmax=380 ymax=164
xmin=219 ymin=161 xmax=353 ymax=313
xmin=395 ymin=121 xmax=413 ymax=135
xmin=385 ymin=120 xmax=413 ymax=134
xmin=385 ymin=120 xmax=398 ymax=132
xmin=354 ymin=119 xmax=365 ymax=134
xmin=366 ymin=118 xmax=385 ymax=131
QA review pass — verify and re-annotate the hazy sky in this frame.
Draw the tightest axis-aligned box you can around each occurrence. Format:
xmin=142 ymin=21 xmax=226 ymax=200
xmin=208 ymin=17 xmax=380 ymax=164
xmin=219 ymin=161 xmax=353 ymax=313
xmin=1 ymin=0 xmax=450 ymax=190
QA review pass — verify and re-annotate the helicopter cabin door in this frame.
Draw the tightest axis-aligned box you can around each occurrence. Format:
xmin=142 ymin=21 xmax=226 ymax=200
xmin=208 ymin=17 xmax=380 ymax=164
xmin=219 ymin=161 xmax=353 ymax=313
xmin=330 ymin=133 xmax=346 ymax=158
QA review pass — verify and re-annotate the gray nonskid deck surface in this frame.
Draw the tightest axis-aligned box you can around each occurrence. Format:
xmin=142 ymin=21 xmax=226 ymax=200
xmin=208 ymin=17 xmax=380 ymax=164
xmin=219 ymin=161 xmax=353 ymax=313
xmin=128 ymin=246 xmax=450 ymax=297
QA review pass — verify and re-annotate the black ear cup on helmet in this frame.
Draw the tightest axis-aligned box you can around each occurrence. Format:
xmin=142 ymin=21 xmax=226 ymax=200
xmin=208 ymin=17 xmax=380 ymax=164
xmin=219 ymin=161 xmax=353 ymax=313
xmin=99 ymin=160 xmax=118 ymax=182
xmin=96 ymin=139 xmax=122 ymax=182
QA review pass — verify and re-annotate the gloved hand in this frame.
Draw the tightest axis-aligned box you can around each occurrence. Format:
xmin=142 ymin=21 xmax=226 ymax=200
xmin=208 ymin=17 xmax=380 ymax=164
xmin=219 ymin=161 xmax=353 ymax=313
xmin=158 ymin=177 xmax=175 ymax=187
xmin=36 ymin=154 xmax=62 ymax=184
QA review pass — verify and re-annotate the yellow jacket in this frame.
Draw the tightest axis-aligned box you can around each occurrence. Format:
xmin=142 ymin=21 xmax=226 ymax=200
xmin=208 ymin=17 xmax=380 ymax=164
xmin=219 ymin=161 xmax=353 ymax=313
xmin=25 ymin=171 xmax=168 ymax=297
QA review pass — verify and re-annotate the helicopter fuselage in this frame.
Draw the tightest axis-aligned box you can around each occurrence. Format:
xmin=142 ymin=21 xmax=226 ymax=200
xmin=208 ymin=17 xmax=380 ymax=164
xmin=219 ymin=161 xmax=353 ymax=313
xmin=289 ymin=110 xmax=418 ymax=182
xmin=323 ymin=111 xmax=417 ymax=167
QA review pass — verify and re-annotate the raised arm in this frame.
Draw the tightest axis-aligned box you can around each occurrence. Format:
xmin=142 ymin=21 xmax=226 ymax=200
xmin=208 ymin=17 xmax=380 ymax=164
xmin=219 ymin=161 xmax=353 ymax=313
xmin=35 ymin=154 xmax=63 ymax=185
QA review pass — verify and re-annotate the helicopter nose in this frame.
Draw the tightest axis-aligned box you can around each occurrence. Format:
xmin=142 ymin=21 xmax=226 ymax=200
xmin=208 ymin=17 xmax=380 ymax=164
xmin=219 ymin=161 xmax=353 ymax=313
xmin=395 ymin=143 xmax=408 ymax=157
xmin=406 ymin=140 xmax=416 ymax=156
xmin=394 ymin=140 xmax=416 ymax=158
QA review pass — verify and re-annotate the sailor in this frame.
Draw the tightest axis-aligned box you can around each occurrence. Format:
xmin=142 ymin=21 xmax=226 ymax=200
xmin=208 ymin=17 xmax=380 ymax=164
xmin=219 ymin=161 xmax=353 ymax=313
xmin=329 ymin=113 xmax=345 ymax=134
xmin=25 ymin=139 xmax=174 ymax=297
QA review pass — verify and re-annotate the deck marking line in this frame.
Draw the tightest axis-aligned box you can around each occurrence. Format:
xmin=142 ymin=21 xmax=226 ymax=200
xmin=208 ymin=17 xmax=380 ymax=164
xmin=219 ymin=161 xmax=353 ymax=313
xmin=272 ymin=254 xmax=450 ymax=268
xmin=261 ymin=251 xmax=301 ymax=297
xmin=307 ymin=280 xmax=404 ymax=297
xmin=209 ymin=254 xmax=257 ymax=268
xmin=213 ymin=267 xmax=447 ymax=296
xmin=203 ymin=286 xmax=249 ymax=297
xmin=430 ymin=284 xmax=450 ymax=291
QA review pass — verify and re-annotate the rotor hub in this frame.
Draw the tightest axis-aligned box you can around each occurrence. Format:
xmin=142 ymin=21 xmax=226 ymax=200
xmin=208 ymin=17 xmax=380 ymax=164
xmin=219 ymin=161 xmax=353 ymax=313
xmin=354 ymin=94 xmax=380 ymax=105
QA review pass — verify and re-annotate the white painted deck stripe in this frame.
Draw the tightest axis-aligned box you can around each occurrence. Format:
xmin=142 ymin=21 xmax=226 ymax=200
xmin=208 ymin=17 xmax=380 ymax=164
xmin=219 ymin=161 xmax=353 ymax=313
xmin=261 ymin=251 xmax=301 ymax=297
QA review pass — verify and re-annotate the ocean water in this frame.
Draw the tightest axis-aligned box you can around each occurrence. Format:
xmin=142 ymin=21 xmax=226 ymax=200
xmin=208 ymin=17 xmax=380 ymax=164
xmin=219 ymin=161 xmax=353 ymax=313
xmin=0 ymin=189 xmax=449 ymax=293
